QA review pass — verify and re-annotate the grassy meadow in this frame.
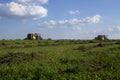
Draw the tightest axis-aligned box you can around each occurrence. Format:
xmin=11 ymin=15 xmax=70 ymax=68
xmin=0 ymin=39 xmax=120 ymax=80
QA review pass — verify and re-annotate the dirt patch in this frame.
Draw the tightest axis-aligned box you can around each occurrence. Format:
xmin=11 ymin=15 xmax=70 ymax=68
xmin=61 ymin=67 xmax=79 ymax=74
xmin=109 ymin=46 xmax=120 ymax=51
xmin=74 ymin=46 xmax=89 ymax=51
xmin=97 ymin=43 xmax=105 ymax=47
xmin=0 ymin=52 xmax=41 ymax=66
xmin=74 ymin=43 xmax=112 ymax=52
xmin=82 ymin=61 xmax=107 ymax=70
xmin=74 ymin=46 xmax=97 ymax=51
xmin=59 ymin=58 xmax=79 ymax=64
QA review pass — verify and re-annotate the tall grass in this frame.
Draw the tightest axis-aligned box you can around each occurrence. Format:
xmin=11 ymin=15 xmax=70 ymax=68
xmin=0 ymin=40 xmax=119 ymax=80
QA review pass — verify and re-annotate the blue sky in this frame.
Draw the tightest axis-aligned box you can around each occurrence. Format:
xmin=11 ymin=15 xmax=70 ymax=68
xmin=0 ymin=0 xmax=120 ymax=39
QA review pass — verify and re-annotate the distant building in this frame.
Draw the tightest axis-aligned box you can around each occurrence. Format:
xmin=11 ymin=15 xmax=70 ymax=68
xmin=95 ymin=35 xmax=108 ymax=41
xmin=27 ymin=33 xmax=42 ymax=40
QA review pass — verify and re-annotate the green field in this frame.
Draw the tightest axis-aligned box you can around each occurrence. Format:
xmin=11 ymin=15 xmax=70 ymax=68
xmin=0 ymin=40 xmax=120 ymax=80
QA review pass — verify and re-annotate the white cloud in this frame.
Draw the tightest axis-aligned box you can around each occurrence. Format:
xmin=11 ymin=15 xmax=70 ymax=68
xmin=116 ymin=26 xmax=120 ymax=31
xmin=69 ymin=10 xmax=80 ymax=15
xmin=83 ymin=15 xmax=101 ymax=23
xmin=38 ymin=14 xmax=101 ymax=29
xmin=15 ymin=0 xmax=48 ymax=5
xmin=0 ymin=0 xmax=48 ymax=20
xmin=107 ymin=26 xmax=120 ymax=32
xmin=88 ymin=26 xmax=120 ymax=36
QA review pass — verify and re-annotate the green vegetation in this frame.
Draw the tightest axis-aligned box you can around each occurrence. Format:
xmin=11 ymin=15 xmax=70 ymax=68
xmin=0 ymin=39 xmax=120 ymax=80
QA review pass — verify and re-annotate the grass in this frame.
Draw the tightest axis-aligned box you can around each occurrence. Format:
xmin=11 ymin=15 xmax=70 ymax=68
xmin=0 ymin=39 xmax=120 ymax=80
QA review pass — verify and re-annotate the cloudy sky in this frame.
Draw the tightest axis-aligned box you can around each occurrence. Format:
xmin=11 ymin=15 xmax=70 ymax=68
xmin=0 ymin=0 xmax=120 ymax=39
